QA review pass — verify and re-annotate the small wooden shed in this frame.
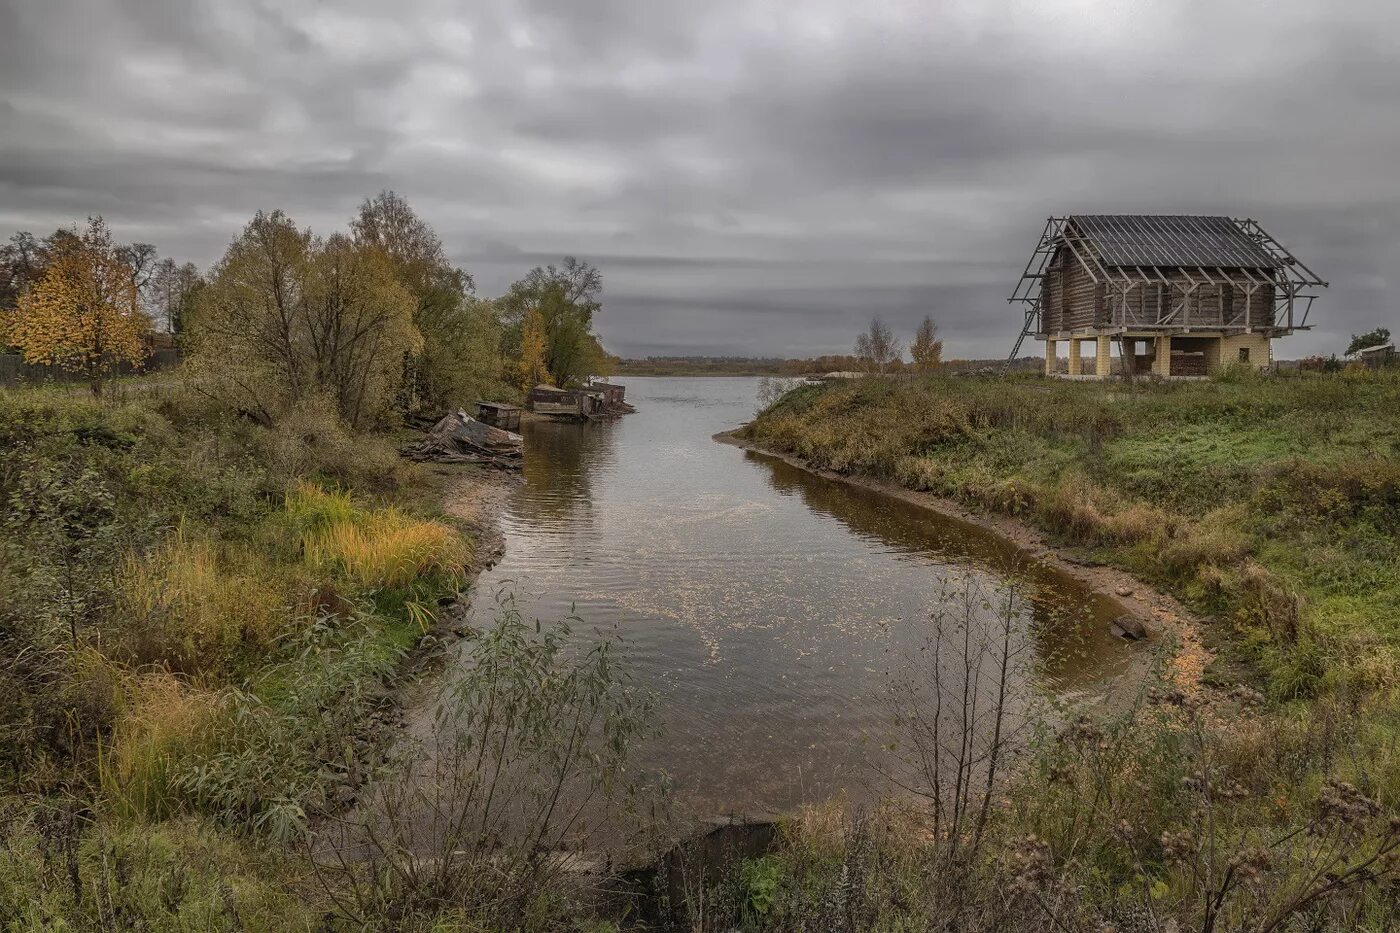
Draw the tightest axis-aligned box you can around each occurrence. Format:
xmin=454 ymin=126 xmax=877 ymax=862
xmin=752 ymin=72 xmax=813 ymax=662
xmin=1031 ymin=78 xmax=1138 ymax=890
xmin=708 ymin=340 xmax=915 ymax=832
xmin=475 ymin=401 xmax=522 ymax=431
xmin=587 ymin=381 xmax=626 ymax=406
xmin=1349 ymin=343 xmax=1396 ymax=369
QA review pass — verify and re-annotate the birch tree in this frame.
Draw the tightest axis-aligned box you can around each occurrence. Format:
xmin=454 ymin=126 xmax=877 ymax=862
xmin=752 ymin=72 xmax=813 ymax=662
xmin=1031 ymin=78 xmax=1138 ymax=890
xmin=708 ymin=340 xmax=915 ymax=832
xmin=855 ymin=316 xmax=902 ymax=373
xmin=911 ymin=314 xmax=943 ymax=371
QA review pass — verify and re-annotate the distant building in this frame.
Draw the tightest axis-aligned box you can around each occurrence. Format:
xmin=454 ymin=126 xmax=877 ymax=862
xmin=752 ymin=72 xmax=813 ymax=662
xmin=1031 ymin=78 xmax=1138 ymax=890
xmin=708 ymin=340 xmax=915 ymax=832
xmin=586 ymin=381 xmax=626 ymax=406
xmin=1347 ymin=342 xmax=1396 ymax=368
xmin=1008 ymin=215 xmax=1327 ymax=378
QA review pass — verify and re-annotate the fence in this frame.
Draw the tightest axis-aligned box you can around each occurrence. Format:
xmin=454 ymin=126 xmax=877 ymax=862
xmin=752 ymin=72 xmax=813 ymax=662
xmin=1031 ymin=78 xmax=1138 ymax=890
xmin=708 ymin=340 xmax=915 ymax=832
xmin=0 ymin=348 xmax=182 ymax=388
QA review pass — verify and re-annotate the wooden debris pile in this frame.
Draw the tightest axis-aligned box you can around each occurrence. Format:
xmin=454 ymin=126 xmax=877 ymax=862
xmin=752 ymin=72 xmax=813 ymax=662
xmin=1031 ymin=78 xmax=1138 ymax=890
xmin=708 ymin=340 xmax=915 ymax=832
xmin=400 ymin=410 xmax=523 ymax=470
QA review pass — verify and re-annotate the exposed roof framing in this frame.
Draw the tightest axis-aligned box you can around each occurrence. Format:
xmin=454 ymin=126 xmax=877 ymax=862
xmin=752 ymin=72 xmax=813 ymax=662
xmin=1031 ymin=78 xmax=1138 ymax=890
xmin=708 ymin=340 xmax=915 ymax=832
xmin=1071 ymin=215 xmax=1277 ymax=268
xmin=1006 ymin=215 xmax=1328 ymax=365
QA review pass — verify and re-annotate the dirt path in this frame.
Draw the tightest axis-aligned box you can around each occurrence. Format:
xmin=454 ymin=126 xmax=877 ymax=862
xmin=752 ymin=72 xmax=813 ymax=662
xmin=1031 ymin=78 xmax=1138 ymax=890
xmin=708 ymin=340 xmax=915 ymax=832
xmin=714 ymin=430 xmax=1212 ymax=699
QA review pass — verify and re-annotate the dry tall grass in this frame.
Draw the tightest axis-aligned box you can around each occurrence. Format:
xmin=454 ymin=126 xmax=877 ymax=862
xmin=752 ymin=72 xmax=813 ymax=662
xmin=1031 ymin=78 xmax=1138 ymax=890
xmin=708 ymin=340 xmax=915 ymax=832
xmin=287 ymin=481 xmax=471 ymax=590
xmin=116 ymin=530 xmax=286 ymax=675
xmin=101 ymin=672 xmax=221 ymax=822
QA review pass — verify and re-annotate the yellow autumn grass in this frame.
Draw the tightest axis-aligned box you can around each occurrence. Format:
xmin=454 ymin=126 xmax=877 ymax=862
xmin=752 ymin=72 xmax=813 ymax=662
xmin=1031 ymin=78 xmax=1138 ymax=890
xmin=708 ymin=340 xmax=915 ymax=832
xmin=287 ymin=481 xmax=470 ymax=589
xmin=101 ymin=671 xmax=221 ymax=821
xmin=117 ymin=529 xmax=286 ymax=675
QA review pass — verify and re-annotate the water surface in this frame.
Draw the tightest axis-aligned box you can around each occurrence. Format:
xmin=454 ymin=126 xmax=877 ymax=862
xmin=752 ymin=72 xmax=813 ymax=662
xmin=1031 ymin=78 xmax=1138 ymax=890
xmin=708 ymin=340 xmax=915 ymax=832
xmin=452 ymin=377 xmax=1134 ymax=817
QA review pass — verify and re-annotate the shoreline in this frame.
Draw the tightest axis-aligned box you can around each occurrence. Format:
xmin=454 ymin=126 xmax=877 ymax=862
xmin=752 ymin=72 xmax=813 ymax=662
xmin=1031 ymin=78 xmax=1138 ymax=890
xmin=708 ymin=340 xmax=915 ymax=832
xmin=401 ymin=462 xmax=518 ymax=668
xmin=713 ymin=428 xmax=1213 ymax=697
xmin=321 ymin=462 xmax=517 ymax=820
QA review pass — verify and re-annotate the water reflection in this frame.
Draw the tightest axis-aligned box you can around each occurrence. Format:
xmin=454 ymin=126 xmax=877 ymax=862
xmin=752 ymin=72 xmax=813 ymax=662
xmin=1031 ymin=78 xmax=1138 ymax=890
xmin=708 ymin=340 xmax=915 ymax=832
xmin=442 ymin=377 xmax=1137 ymax=819
xmin=753 ymin=453 xmax=1128 ymax=691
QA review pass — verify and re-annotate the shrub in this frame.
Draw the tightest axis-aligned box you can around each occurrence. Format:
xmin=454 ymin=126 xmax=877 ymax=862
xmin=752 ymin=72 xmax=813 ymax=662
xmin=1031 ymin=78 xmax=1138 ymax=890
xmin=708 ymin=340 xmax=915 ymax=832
xmin=260 ymin=396 xmax=408 ymax=492
xmin=313 ymin=591 xmax=654 ymax=927
xmin=0 ymin=806 xmax=314 ymax=929
xmin=103 ymin=616 xmax=408 ymax=839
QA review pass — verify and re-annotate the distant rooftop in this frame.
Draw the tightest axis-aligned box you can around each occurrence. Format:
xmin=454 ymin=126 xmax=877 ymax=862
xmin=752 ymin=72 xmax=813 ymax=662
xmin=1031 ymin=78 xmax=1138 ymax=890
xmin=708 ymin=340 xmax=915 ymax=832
xmin=1069 ymin=215 xmax=1280 ymax=269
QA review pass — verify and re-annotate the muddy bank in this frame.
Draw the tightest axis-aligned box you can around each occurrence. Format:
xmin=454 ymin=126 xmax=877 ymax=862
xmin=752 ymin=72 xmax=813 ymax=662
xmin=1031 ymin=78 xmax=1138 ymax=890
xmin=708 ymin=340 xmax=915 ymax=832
xmin=714 ymin=428 xmax=1212 ymax=696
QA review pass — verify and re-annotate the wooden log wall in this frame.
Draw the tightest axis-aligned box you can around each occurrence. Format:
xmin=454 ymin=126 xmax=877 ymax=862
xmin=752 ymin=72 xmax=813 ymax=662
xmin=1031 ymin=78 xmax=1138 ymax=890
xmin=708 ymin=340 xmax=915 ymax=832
xmin=1037 ymin=246 xmax=1279 ymax=334
xmin=1061 ymin=250 xmax=1099 ymax=330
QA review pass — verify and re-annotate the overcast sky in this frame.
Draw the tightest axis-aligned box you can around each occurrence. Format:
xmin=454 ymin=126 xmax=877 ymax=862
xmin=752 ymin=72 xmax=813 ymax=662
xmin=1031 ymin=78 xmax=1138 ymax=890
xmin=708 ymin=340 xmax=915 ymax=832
xmin=2 ymin=0 xmax=1397 ymax=359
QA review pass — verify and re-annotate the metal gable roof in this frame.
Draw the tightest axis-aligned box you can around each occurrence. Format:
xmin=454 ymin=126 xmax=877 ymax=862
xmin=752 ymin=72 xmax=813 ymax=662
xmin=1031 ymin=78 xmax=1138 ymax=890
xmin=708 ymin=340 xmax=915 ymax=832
xmin=1068 ymin=215 xmax=1280 ymax=270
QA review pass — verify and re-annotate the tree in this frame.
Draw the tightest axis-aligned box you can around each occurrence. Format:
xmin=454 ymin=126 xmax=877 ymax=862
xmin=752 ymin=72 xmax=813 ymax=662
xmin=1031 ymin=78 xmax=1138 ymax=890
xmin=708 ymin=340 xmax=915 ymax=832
xmin=0 ymin=232 xmax=51 ymax=310
xmin=517 ymin=308 xmax=549 ymax=388
xmin=910 ymin=314 xmax=943 ymax=371
xmin=148 ymin=257 xmax=203 ymax=334
xmin=1346 ymin=327 xmax=1391 ymax=355
xmin=497 ymin=257 xmax=608 ymax=389
xmin=188 ymin=210 xmax=420 ymax=429
xmin=352 ymin=191 xmax=501 ymax=410
xmin=854 ymin=316 xmax=901 ymax=373
xmin=4 ymin=218 xmax=148 ymax=395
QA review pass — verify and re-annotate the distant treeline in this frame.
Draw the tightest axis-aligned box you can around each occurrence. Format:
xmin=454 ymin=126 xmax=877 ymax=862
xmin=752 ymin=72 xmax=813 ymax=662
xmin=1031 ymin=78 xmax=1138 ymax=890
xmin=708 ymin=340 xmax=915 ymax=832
xmin=616 ymin=354 xmax=883 ymax=376
xmin=1 ymin=192 xmax=614 ymax=405
xmin=615 ymin=354 xmax=1045 ymax=376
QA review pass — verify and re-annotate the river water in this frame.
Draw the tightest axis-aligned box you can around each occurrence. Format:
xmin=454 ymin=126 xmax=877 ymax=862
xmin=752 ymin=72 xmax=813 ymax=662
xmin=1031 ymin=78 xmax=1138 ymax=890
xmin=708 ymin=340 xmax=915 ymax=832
xmin=452 ymin=376 xmax=1135 ymax=818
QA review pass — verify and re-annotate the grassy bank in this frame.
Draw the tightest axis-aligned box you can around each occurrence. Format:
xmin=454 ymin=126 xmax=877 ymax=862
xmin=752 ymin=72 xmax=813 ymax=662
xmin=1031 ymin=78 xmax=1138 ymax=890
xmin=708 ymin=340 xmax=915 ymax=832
xmin=0 ymin=383 xmax=501 ymax=927
xmin=722 ymin=369 xmax=1400 ymax=931
xmin=743 ymin=369 xmax=1400 ymax=697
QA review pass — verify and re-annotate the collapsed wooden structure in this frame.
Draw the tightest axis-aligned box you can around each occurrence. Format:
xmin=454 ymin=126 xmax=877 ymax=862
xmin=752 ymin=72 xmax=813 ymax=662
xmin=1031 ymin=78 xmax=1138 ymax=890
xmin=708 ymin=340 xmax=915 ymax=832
xmin=400 ymin=410 xmax=523 ymax=470
xmin=475 ymin=400 xmax=522 ymax=431
xmin=1008 ymin=215 xmax=1327 ymax=377
xmin=528 ymin=385 xmax=601 ymax=418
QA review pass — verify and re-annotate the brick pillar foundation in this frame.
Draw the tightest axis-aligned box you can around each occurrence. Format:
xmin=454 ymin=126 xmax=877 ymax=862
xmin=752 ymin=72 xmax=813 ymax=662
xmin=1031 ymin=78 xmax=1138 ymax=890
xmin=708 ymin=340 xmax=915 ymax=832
xmin=1045 ymin=339 xmax=1057 ymax=376
xmin=1153 ymin=335 xmax=1173 ymax=377
xmin=1067 ymin=338 xmax=1082 ymax=376
xmin=1096 ymin=335 xmax=1112 ymax=377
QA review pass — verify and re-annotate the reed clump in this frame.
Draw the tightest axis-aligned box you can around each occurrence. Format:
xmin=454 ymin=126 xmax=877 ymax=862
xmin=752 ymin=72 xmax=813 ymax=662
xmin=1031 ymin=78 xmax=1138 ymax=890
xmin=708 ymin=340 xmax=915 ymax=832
xmin=114 ymin=530 xmax=288 ymax=676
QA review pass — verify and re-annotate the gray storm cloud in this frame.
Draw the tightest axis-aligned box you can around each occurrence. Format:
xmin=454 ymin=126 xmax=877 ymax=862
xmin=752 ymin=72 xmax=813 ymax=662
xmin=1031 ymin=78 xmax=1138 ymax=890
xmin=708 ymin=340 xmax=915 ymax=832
xmin=2 ymin=0 xmax=1397 ymax=358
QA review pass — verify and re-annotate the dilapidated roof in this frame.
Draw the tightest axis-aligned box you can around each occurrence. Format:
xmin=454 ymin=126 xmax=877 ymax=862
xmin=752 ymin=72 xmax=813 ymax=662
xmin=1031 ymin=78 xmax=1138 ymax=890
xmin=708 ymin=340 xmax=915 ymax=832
xmin=1069 ymin=215 xmax=1279 ymax=269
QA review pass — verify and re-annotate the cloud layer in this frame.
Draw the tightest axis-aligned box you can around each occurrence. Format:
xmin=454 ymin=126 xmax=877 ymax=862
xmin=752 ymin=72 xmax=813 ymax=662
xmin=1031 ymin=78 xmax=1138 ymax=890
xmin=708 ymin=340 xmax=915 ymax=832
xmin=3 ymin=0 xmax=1397 ymax=358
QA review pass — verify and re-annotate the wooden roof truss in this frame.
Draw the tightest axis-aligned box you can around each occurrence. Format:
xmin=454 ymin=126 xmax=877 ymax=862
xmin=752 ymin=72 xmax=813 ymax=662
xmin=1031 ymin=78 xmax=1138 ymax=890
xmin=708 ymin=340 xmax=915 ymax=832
xmin=1007 ymin=216 xmax=1327 ymax=364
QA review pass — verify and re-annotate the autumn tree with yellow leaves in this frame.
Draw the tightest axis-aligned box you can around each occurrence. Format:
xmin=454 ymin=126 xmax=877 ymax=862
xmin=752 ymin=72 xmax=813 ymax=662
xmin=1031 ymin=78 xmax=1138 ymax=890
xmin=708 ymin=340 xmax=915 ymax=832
xmin=910 ymin=314 xmax=943 ymax=371
xmin=516 ymin=308 xmax=549 ymax=389
xmin=5 ymin=217 xmax=149 ymax=395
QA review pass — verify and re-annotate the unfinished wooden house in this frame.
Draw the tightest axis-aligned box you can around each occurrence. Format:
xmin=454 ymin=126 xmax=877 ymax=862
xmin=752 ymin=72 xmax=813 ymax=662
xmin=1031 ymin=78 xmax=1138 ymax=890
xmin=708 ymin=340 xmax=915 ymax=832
xmin=1008 ymin=216 xmax=1327 ymax=377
